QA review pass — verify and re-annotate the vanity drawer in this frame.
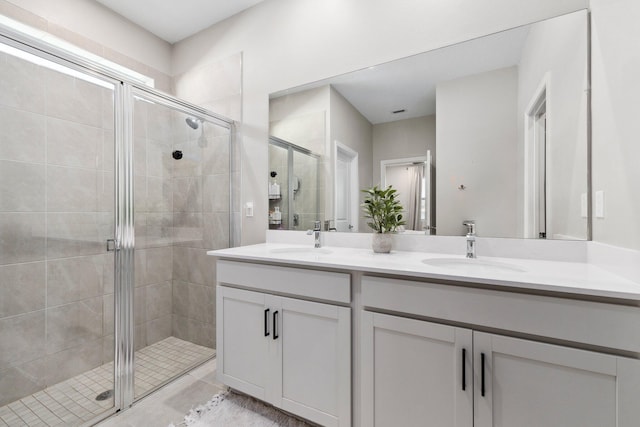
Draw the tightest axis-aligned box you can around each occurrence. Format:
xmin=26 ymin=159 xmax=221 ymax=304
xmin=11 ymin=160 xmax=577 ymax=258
xmin=217 ymin=259 xmax=350 ymax=304
xmin=362 ymin=275 xmax=640 ymax=353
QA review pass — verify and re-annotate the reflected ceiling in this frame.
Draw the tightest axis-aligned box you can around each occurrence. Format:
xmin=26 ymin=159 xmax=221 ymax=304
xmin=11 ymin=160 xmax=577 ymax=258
xmin=272 ymin=27 xmax=529 ymax=124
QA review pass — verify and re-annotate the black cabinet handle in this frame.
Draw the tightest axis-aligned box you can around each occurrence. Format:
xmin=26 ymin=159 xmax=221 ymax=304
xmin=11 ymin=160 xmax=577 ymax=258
xmin=273 ymin=310 xmax=279 ymax=340
xmin=481 ymin=352 xmax=486 ymax=397
xmin=264 ymin=308 xmax=270 ymax=337
xmin=462 ymin=348 xmax=466 ymax=391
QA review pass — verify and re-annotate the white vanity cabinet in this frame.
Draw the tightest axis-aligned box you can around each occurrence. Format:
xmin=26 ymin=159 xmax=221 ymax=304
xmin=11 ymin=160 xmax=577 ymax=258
xmin=473 ymin=332 xmax=640 ymax=427
xmin=361 ymin=312 xmax=473 ymax=427
xmin=361 ymin=276 xmax=640 ymax=427
xmin=216 ymin=260 xmax=351 ymax=427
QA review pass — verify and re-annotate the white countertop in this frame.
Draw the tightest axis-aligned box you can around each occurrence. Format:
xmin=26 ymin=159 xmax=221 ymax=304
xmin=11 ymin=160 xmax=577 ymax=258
xmin=208 ymin=243 xmax=640 ymax=301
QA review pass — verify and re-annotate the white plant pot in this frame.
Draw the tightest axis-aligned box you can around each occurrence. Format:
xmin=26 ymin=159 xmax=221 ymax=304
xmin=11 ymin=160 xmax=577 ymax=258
xmin=372 ymin=233 xmax=393 ymax=253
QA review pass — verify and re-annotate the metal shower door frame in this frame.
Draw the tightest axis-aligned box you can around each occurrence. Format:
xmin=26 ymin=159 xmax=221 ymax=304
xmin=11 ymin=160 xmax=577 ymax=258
xmin=0 ymin=21 xmax=236 ymax=422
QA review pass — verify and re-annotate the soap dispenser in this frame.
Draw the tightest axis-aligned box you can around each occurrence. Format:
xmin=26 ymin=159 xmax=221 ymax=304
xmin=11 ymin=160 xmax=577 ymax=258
xmin=273 ymin=206 xmax=282 ymax=221
xmin=269 ymin=171 xmax=280 ymax=198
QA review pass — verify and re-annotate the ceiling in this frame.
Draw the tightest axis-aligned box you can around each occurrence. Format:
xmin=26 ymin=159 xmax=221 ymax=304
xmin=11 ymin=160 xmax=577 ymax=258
xmin=95 ymin=0 xmax=264 ymax=43
xmin=271 ymin=26 xmax=530 ymax=125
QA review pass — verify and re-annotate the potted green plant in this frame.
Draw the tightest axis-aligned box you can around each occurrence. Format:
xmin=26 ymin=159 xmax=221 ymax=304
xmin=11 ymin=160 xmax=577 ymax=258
xmin=361 ymin=185 xmax=406 ymax=253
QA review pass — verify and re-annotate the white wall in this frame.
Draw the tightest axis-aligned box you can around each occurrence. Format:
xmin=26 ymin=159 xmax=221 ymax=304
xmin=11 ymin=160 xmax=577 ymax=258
xmin=436 ymin=67 xmax=518 ymax=237
xmin=171 ymin=0 xmax=588 ymax=245
xmin=517 ymin=11 xmax=588 ymax=240
xmin=372 ymin=115 xmax=436 ymax=185
xmin=172 ymin=52 xmax=242 ymax=121
xmin=591 ymin=0 xmax=640 ymax=250
xmin=1 ymin=0 xmax=172 ymax=89
xmin=329 ymin=87 xmax=373 ymax=232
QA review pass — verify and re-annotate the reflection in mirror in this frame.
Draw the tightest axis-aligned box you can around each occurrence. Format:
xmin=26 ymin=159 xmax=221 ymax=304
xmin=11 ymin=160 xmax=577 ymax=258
xmin=269 ymin=10 xmax=589 ymax=239
xmin=380 ymin=153 xmax=434 ymax=234
xmin=268 ymin=137 xmax=321 ymax=231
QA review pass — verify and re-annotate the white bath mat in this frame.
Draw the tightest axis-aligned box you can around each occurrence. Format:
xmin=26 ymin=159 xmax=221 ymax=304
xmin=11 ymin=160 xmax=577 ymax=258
xmin=171 ymin=391 xmax=312 ymax=427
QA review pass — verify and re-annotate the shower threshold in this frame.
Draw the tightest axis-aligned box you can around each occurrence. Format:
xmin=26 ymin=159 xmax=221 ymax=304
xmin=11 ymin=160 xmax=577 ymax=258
xmin=0 ymin=337 xmax=215 ymax=427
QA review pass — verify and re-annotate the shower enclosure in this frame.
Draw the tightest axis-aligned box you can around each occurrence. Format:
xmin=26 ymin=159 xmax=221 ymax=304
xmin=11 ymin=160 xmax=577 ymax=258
xmin=268 ymin=137 xmax=321 ymax=230
xmin=0 ymin=25 xmax=235 ymax=426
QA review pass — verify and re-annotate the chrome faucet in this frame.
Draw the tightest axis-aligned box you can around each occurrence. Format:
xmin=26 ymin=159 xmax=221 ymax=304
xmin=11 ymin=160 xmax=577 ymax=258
xmin=463 ymin=220 xmax=476 ymax=258
xmin=306 ymin=220 xmax=322 ymax=248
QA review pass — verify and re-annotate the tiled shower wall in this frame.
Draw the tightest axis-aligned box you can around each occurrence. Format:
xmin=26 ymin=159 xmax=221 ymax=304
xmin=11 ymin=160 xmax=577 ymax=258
xmin=132 ymin=98 xmax=233 ymax=352
xmin=170 ymin=113 xmax=231 ymax=349
xmin=0 ymin=52 xmax=115 ymax=406
xmin=171 ymin=52 xmax=242 ymax=347
xmin=268 ymin=143 xmax=290 ymax=229
xmin=292 ymin=150 xmax=320 ymax=231
xmin=132 ymin=99 xmax=176 ymax=354
xmin=0 ymin=46 xmax=240 ymax=406
xmin=267 ymin=144 xmax=320 ymax=231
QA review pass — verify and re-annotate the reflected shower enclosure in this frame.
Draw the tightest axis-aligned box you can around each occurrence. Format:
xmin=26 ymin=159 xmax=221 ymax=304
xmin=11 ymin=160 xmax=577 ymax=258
xmin=0 ymin=31 xmax=235 ymax=426
xmin=268 ymin=137 xmax=321 ymax=231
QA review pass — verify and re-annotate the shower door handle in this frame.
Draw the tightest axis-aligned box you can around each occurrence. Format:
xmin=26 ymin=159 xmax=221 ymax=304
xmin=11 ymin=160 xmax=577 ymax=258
xmin=106 ymin=239 xmax=119 ymax=252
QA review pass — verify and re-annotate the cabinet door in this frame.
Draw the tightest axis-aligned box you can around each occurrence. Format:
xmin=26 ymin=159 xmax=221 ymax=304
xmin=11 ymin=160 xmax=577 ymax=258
xmin=474 ymin=332 xmax=640 ymax=427
xmin=216 ymin=286 xmax=270 ymax=399
xmin=361 ymin=312 xmax=473 ymax=427
xmin=272 ymin=296 xmax=351 ymax=427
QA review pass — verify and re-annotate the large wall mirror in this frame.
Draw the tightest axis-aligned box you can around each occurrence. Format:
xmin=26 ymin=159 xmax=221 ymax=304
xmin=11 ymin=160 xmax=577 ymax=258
xmin=268 ymin=10 xmax=589 ymax=239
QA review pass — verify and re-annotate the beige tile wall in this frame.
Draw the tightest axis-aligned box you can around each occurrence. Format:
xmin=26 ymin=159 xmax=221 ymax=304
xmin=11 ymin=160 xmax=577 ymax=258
xmin=292 ymin=150 xmax=320 ymax=231
xmin=171 ymin=53 xmax=241 ymax=348
xmin=132 ymin=100 xmax=175 ymax=357
xmin=133 ymin=95 xmax=233 ymax=352
xmin=267 ymin=141 xmax=321 ymax=231
xmin=0 ymin=51 xmax=116 ymax=406
xmin=169 ymin=118 xmax=230 ymax=349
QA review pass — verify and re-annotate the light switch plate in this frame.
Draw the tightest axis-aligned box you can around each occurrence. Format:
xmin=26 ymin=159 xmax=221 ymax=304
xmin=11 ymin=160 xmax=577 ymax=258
xmin=595 ymin=191 xmax=604 ymax=218
xmin=245 ymin=202 xmax=254 ymax=217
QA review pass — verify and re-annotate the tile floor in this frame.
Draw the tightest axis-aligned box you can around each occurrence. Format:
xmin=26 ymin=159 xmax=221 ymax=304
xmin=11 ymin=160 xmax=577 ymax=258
xmin=0 ymin=337 xmax=215 ymax=427
xmin=97 ymin=359 xmax=225 ymax=427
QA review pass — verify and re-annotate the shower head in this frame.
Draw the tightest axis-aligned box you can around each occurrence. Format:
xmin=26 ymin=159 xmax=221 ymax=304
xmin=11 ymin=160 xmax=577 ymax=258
xmin=185 ymin=117 xmax=200 ymax=130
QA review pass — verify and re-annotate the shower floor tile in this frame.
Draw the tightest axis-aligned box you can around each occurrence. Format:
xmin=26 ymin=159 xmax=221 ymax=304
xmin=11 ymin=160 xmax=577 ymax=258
xmin=0 ymin=337 xmax=215 ymax=427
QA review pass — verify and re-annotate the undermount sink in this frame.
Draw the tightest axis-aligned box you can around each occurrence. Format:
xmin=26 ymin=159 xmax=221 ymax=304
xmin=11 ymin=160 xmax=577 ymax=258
xmin=269 ymin=247 xmax=333 ymax=255
xmin=421 ymin=257 xmax=526 ymax=274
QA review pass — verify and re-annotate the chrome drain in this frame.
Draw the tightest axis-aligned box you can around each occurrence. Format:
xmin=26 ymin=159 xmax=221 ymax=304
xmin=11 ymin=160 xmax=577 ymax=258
xmin=95 ymin=390 xmax=113 ymax=401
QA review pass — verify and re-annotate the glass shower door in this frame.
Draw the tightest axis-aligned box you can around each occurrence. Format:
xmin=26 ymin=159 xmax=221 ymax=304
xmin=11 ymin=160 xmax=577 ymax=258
xmin=268 ymin=137 xmax=321 ymax=230
xmin=131 ymin=89 xmax=231 ymax=400
xmin=291 ymin=149 xmax=320 ymax=231
xmin=0 ymin=41 xmax=118 ymax=424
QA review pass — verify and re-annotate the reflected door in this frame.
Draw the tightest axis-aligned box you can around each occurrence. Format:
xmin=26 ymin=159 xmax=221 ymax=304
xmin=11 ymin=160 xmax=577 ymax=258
xmin=536 ymin=109 xmax=547 ymax=239
xmin=335 ymin=142 xmax=358 ymax=232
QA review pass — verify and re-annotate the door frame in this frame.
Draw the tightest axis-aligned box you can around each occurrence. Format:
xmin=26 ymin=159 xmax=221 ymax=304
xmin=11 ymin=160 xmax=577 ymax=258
xmin=334 ymin=141 xmax=359 ymax=232
xmin=380 ymin=155 xmax=429 ymax=231
xmin=524 ymin=73 xmax=551 ymax=239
